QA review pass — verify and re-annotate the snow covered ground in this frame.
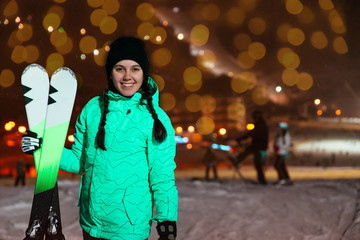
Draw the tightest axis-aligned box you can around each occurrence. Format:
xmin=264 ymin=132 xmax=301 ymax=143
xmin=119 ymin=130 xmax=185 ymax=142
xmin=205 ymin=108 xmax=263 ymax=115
xmin=1 ymin=178 xmax=360 ymax=240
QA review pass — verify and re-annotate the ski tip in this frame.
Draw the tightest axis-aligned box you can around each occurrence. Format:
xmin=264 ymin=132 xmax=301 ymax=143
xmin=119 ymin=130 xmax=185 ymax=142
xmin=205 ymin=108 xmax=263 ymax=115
xmin=52 ymin=67 xmax=76 ymax=80
xmin=22 ymin=64 xmax=47 ymax=75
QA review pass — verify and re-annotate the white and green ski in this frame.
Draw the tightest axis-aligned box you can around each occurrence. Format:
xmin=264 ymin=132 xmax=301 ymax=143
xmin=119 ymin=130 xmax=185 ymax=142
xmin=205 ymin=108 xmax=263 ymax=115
xmin=21 ymin=64 xmax=77 ymax=240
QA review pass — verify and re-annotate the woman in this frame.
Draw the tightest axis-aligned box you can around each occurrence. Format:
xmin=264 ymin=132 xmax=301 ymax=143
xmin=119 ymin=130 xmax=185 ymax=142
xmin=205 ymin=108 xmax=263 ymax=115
xmin=23 ymin=36 xmax=178 ymax=240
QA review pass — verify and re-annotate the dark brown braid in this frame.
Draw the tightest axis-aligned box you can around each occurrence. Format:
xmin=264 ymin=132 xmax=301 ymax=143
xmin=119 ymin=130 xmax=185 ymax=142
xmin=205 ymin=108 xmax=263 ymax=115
xmin=141 ymin=78 xmax=167 ymax=143
xmin=96 ymin=89 xmax=109 ymax=150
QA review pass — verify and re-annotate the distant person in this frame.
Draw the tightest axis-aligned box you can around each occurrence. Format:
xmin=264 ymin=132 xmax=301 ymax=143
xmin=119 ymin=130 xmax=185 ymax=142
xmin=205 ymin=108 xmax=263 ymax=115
xmin=14 ymin=159 xmax=26 ymax=186
xmin=273 ymin=122 xmax=292 ymax=186
xmin=235 ymin=110 xmax=269 ymax=185
xmin=201 ymin=144 xmax=218 ymax=180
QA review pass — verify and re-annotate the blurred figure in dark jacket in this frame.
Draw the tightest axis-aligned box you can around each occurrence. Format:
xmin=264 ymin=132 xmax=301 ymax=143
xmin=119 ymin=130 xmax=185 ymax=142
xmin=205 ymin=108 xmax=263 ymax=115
xmin=14 ymin=159 xmax=26 ymax=186
xmin=235 ymin=110 xmax=269 ymax=185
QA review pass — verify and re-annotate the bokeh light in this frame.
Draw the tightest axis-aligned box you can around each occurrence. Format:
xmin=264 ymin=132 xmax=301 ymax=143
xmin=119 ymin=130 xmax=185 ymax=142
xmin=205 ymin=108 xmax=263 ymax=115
xmin=248 ymin=41 xmax=266 ymax=60
xmin=0 ymin=69 xmax=15 ymax=88
xmin=248 ymin=17 xmax=266 ymax=35
xmin=46 ymin=53 xmax=64 ymax=73
xmin=287 ymin=28 xmax=305 ymax=46
xmin=185 ymin=94 xmax=202 ymax=112
xmin=87 ymin=0 xmax=104 ymax=8
xmin=137 ymin=22 xmax=155 ymax=40
xmin=285 ymin=0 xmax=304 ymax=15
xmin=159 ymin=92 xmax=176 ymax=111
xmin=151 ymin=48 xmax=172 ymax=67
xmin=282 ymin=69 xmax=299 ymax=86
xmin=310 ymin=31 xmax=328 ymax=49
xmin=252 ymin=87 xmax=269 ymax=105
xmin=296 ymin=72 xmax=313 ymax=91
xmin=16 ymin=23 xmax=33 ymax=42
xmin=226 ymin=7 xmax=245 ymax=25
xmin=237 ymin=51 xmax=256 ymax=69
xmin=90 ymin=9 xmax=107 ymax=27
xmin=79 ymin=35 xmax=97 ymax=54
xmin=50 ymin=29 xmax=68 ymax=47
xmin=201 ymin=3 xmax=220 ymax=21
xmin=102 ymin=0 xmax=120 ymax=15
xmin=190 ymin=24 xmax=210 ymax=46
xmin=227 ymin=102 xmax=246 ymax=120
xmin=196 ymin=116 xmax=215 ymax=135
xmin=196 ymin=50 xmax=216 ymax=71
xmin=333 ymin=36 xmax=348 ymax=54
xmin=183 ymin=66 xmax=202 ymax=92
xmin=99 ymin=16 xmax=117 ymax=34
xmin=24 ymin=45 xmax=40 ymax=63
xmin=136 ymin=2 xmax=154 ymax=21
xmin=152 ymin=74 xmax=165 ymax=92
xmin=3 ymin=0 xmax=18 ymax=17
xmin=43 ymin=13 xmax=61 ymax=31
xmin=201 ymin=95 xmax=216 ymax=114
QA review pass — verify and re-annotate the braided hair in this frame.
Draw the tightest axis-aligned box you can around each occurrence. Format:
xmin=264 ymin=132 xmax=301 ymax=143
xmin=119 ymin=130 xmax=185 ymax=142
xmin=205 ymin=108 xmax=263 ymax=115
xmin=96 ymin=79 xmax=167 ymax=150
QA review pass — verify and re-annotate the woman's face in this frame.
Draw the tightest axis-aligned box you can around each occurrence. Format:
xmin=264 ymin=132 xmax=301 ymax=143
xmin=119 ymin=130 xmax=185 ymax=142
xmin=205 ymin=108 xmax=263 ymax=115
xmin=111 ymin=59 xmax=144 ymax=97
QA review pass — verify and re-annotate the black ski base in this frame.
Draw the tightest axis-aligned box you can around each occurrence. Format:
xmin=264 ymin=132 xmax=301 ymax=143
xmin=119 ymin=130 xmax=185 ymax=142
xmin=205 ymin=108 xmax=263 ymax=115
xmin=24 ymin=183 xmax=65 ymax=240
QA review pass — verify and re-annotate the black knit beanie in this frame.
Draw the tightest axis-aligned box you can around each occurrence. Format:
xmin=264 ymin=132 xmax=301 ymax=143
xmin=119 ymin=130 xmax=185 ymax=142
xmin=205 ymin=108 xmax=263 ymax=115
xmin=106 ymin=36 xmax=149 ymax=88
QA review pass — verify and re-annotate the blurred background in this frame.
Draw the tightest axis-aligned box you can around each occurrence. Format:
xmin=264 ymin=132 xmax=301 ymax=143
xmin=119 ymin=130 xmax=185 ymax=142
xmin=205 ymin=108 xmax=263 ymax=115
xmin=1 ymin=0 xmax=360 ymax=179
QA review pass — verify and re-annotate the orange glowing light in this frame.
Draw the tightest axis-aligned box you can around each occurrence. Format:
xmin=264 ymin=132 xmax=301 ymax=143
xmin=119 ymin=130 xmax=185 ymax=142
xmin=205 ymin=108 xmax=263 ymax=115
xmin=219 ymin=128 xmax=227 ymax=135
xmin=175 ymin=126 xmax=183 ymax=134
xmin=68 ymin=134 xmax=75 ymax=142
xmin=317 ymin=110 xmax=323 ymax=116
xmin=18 ymin=126 xmax=26 ymax=133
xmin=188 ymin=125 xmax=195 ymax=133
xmin=335 ymin=109 xmax=341 ymax=116
xmin=5 ymin=121 xmax=15 ymax=131
xmin=186 ymin=143 xmax=192 ymax=149
xmin=246 ymin=123 xmax=255 ymax=131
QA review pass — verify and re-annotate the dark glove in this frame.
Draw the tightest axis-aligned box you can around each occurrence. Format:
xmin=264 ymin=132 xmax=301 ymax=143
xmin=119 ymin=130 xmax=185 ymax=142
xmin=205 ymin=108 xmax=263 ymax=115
xmin=21 ymin=131 xmax=42 ymax=155
xmin=157 ymin=221 xmax=177 ymax=240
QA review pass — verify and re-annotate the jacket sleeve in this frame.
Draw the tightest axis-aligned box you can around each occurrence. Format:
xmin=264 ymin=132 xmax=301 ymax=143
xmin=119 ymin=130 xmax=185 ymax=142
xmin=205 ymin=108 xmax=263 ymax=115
xmin=148 ymin=110 xmax=178 ymax=223
xmin=59 ymin=103 xmax=89 ymax=175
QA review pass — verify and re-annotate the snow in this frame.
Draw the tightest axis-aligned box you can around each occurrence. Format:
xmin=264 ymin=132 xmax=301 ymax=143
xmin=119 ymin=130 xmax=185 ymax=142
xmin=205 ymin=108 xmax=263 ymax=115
xmin=1 ymin=177 xmax=360 ymax=240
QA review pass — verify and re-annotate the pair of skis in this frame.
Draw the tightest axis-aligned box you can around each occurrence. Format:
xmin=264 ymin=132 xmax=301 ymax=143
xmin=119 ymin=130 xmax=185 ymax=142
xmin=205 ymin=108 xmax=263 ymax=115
xmin=21 ymin=64 xmax=77 ymax=240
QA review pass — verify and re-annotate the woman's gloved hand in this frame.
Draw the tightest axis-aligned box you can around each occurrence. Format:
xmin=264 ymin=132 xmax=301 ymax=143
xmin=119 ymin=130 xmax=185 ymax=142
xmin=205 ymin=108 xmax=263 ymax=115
xmin=21 ymin=131 xmax=42 ymax=154
xmin=157 ymin=221 xmax=177 ymax=240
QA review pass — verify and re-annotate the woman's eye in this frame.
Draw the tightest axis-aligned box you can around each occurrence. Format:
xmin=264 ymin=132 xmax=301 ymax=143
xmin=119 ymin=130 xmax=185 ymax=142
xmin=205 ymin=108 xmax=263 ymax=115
xmin=115 ymin=67 xmax=124 ymax=71
xmin=132 ymin=67 xmax=140 ymax=71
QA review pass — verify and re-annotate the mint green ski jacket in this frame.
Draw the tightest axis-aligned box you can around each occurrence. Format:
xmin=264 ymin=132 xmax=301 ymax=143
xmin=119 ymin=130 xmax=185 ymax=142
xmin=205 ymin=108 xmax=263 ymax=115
xmin=59 ymin=78 xmax=178 ymax=240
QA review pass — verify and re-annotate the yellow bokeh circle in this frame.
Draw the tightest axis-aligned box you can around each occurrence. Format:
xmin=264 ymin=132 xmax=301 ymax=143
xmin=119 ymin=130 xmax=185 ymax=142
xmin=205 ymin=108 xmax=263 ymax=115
xmin=79 ymin=36 xmax=97 ymax=54
xmin=136 ymin=2 xmax=154 ymax=21
xmin=296 ymin=72 xmax=313 ymax=91
xmin=233 ymin=33 xmax=251 ymax=51
xmin=137 ymin=22 xmax=155 ymax=40
xmin=46 ymin=53 xmax=64 ymax=73
xmin=102 ymin=0 xmax=120 ymax=15
xmin=3 ymin=0 xmax=18 ymax=17
xmin=50 ymin=29 xmax=68 ymax=47
xmin=196 ymin=116 xmax=215 ymax=135
xmin=185 ymin=94 xmax=202 ymax=112
xmin=94 ymin=48 xmax=107 ymax=66
xmin=285 ymin=0 xmax=303 ymax=15
xmin=159 ymin=92 xmax=176 ymax=111
xmin=0 ymin=69 xmax=15 ymax=88
xmin=151 ymin=48 xmax=172 ymax=67
xmin=226 ymin=7 xmax=246 ymax=25
xmin=11 ymin=45 xmax=26 ymax=63
xmin=190 ymin=24 xmax=210 ymax=46
xmin=281 ymin=69 xmax=299 ymax=86
xmin=100 ymin=16 xmax=117 ymax=34
xmin=248 ymin=41 xmax=266 ymax=60
xmin=56 ymin=37 xmax=73 ymax=54
xmin=183 ymin=67 xmax=202 ymax=92
xmin=252 ymin=87 xmax=269 ymax=105
xmin=25 ymin=45 xmax=40 ymax=63
xmin=248 ymin=17 xmax=266 ymax=35
xmin=227 ymin=102 xmax=246 ymax=120
xmin=16 ymin=23 xmax=33 ymax=42
xmin=152 ymin=74 xmax=165 ymax=92
xmin=201 ymin=95 xmax=216 ymax=114
xmin=87 ymin=0 xmax=104 ymax=8
xmin=287 ymin=28 xmax=305 ymax=46
xmin=90 ymin=9 xmax=108 ymax=27
xmin=310 ymin=31 xmax=328 ymax=49
xmin=43 ymin=13 xmax=61 ymax=31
